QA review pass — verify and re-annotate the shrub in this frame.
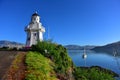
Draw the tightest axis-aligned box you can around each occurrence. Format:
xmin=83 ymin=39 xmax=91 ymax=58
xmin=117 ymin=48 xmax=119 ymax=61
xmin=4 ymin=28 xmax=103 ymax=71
xmin=30 ymin=41 xmax=115 ymax=80
xmin=31 ymin=41 xmax=73 ymax=79
xmin=74 ymin=67 xmax=115 ymax=80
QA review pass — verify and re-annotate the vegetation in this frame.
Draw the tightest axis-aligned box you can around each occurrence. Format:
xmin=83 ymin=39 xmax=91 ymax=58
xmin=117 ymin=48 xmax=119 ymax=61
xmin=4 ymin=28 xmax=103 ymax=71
xmin=31 ymin=41 xmax=73 ymax=79
xmin=0 ymin=46 xmax=10 ymax=50
xmin=1 ymin=41 xmax=117 ymax=80
xmin=74 ymin=66 xmax=116 ymax=80
xmin=31 ymin=41 xmax=117 ymax=80
xmin=0 ymin=46 xmax=19 ymax=51
xmin=25 ymin=51 xmax=57 ymax=80
xmin=0 ymin=41 xmax=119 ymax=79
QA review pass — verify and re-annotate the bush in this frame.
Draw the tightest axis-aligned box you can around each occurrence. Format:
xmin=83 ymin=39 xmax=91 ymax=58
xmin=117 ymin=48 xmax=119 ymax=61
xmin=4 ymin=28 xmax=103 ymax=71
xmin=31 ymin=41 xmax=73 ymax=79
xmin=30 ymin=41 xmax=115 ymax=80
xmin=0 ymin=46 xmax=9 ymax=50
xmin=74 ymin=67 xmax=115 ymax=80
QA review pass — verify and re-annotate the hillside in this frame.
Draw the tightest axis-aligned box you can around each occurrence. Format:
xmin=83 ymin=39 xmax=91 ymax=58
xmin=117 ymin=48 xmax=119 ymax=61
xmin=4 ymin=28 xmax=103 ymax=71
xmin=1 ymin=41 xmax=118 ymax=80
xmin=65 ymin=45 xmax=95 ymax=50
xmin=92 ymin=41 xmax=120 ymax=55
xmin=0 ymin=40 xmax=24 ymax=48
xmin=65 ymin=45 xmax=83 ymax=50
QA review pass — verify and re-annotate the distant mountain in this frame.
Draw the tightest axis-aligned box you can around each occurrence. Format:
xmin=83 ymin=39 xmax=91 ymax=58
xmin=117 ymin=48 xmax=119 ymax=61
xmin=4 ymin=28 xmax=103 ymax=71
xmin=65 ymin=45 xmax=83 ymax=50
xmin=0 ymin=40 xmax=25 ymax=48
xmin=84 ymin=45 xmax=96 ymax=50
xmin=92 ymin=41 xmax=120 ymax=54
xmin=64 ymin=45 xmax=96 ymax=50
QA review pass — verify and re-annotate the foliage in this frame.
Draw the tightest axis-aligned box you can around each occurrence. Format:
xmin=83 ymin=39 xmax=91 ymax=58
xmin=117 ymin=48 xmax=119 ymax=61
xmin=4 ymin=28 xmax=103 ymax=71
xmin=74 ymin=67 xmax=115 ymax=80
xmin=0 ymin=46 xmax=18 ymax=51
xmin=0 ymin=46 xmax=9 ymax=50
xmin=25 ymin=51 xmax=57 ymax=80
xmin=31 ymin=41 xmax=116 ymax=80
xmin=31 ymin=41 xmax=73 ymax=75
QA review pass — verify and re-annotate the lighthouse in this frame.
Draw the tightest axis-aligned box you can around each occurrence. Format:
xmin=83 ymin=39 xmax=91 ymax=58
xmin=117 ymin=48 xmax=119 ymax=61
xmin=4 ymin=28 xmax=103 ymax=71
xmin=25 ymin=12 xmax=45 ymax=47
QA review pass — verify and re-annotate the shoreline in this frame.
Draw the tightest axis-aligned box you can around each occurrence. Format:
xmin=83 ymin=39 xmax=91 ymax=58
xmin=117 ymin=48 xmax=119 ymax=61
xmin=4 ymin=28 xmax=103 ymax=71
xmin=79 ymin=66 xmax=119 ymax=77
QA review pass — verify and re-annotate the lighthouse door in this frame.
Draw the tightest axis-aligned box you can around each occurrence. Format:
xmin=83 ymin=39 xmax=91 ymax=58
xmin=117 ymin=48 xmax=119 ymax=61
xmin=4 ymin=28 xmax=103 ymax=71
xmin=33 ymin=32 xmax=38 ymax=44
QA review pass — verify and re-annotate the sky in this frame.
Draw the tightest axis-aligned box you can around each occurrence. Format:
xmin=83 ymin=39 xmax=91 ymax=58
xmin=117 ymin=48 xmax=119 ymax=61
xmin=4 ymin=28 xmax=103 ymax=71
xmin=0 ymin=0 xmax=120 ymax=46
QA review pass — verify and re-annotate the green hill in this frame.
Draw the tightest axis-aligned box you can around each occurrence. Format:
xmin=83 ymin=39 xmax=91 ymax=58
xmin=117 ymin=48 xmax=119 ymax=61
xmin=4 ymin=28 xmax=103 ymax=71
xmin=92 ymin=41 xmax=120 ymax=56
xmin=28 ymin=41 xmax=117 ymax=80
xmin=3 ymin=41 xmax=118 ymax=80
xmin=65 ymin=45 xmax=95 ymax=50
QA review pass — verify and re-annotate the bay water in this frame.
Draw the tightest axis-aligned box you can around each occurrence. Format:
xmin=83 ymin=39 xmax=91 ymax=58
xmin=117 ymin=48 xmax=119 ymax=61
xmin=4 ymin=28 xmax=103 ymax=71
xmin=67 ymin=50 xmax=120 ymax=75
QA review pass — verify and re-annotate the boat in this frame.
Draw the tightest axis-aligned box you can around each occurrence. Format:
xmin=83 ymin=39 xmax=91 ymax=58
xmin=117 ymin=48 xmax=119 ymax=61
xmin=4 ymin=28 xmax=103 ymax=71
xmin=82 ymin=48 xmax=87 ymax=59
xmin=113 ymin=50 xmax=117 ymax=57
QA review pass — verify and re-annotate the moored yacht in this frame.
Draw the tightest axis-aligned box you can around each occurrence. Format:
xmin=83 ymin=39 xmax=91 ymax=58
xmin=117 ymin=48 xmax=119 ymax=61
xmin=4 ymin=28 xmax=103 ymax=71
xmin=82 ymin=48 xmax=87 ymax=59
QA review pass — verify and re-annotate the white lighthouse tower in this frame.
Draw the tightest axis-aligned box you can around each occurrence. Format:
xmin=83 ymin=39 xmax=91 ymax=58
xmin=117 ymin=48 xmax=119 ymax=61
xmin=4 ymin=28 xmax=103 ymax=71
xmin=25 ymin=12 xmax=45 ymax=47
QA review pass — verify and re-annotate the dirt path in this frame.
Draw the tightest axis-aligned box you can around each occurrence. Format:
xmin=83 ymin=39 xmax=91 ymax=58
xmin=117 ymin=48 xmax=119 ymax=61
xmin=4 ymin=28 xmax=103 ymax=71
xmin=0 ymin=51 xmax=18 ymax=80
xmin=1 ymin=51 xmax=27 ymax=80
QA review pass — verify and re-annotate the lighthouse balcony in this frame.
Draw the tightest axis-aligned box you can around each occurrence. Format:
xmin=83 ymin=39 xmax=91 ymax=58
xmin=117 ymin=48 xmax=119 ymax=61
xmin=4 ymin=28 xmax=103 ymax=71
xmin=25 ymin=27 xmax=45 ymax=32
xmin=40 ymin=27 xmax=45 ymax=32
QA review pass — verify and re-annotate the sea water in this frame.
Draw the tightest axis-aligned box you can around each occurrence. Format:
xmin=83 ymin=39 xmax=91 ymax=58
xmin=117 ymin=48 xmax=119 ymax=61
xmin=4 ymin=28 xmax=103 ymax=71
xmin=68 ymin=50 xmax=120 ymax=76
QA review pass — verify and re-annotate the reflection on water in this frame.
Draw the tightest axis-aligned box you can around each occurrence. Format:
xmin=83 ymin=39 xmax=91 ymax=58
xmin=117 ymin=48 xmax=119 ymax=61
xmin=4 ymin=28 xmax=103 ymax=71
xmin=68 ymin=50 xmax=120 ymax=75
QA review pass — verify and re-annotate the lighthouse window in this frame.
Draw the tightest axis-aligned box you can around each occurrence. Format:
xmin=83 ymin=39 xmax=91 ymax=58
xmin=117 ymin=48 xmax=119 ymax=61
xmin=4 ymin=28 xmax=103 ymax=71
xmin=34 ymin=33 xmax=37 ymax=36
xmin=28 ymin=37 xmax=30 ymax=40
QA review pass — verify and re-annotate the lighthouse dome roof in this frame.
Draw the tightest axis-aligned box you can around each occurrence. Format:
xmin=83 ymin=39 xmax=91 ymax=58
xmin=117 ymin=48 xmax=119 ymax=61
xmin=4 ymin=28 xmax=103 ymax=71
xmin=32 ymin=12 xmax=39 ymax=16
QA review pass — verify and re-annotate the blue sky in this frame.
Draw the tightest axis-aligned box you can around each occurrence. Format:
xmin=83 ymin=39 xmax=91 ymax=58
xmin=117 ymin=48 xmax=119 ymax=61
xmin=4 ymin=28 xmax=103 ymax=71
xmin=0 ymin=0 xmax=120 ymax=46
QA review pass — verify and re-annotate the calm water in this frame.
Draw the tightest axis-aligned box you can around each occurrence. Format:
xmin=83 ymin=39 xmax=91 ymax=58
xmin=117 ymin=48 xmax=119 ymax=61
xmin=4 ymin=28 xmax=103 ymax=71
xmin=68 ymin=50 xmax=120 ymax=75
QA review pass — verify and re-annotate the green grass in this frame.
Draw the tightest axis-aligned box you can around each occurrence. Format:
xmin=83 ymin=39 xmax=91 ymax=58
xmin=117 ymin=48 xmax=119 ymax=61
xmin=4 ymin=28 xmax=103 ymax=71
xmin=32 ymin=41 xmax=73 ymax=75
xmin=28 ymin=40 xmax=116 ymax=80
xmin=25 ymin=51 xmax=57 ymax=80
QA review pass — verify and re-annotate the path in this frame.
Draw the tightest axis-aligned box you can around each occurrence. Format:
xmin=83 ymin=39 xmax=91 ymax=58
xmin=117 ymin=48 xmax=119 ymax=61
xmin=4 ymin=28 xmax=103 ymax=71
xmin=0 ymin=51 xmax=18 ymax=79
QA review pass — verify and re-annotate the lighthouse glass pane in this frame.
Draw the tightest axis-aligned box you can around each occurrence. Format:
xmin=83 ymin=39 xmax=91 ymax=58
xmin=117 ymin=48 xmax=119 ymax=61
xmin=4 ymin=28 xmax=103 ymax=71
xmin=27 ymin=37 xmax=30 ymax=40
xmin=34 ymin=33 xmax=37 ymax=36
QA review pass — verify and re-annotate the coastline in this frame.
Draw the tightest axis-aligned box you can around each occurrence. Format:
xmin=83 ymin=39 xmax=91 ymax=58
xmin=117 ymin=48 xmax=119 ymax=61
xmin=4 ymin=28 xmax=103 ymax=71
xmin=79 ymin=66 xmax=119 ymax=77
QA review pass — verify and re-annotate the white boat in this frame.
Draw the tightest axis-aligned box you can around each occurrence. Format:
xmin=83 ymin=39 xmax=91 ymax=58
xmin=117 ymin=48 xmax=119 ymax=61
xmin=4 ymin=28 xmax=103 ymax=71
xmin=82 ymin=49 xmax=87 ymax=59
xmin=113 ymin=50 xmax=117 ymax=57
